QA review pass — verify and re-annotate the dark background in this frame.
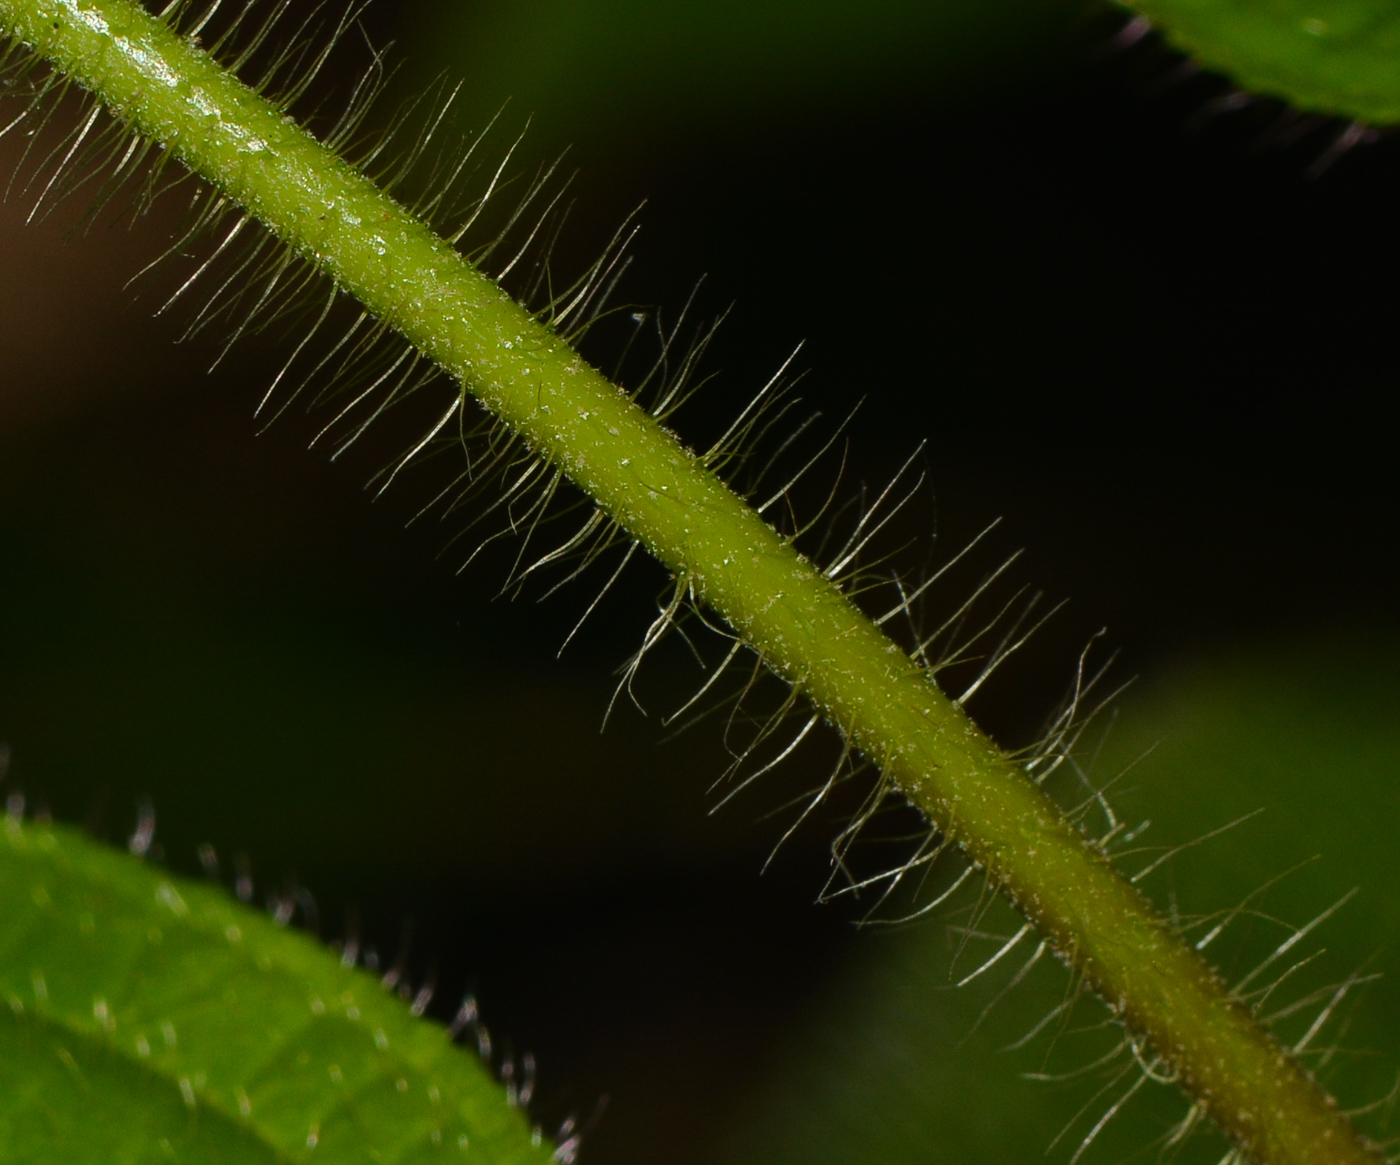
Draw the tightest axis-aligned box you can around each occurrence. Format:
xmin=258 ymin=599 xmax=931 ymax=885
xmin=2 ymin=2 xmax=1398 ymax=1161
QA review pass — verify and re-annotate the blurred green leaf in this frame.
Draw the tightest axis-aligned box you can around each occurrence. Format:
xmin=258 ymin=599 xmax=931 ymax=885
xmin=1125 ymin=0 xmax=1400 ymax=124
xmin=405 ymin=0 xmax=1073 ymax=152
xmin=0 ymin=820 xmax=551 ymax=1164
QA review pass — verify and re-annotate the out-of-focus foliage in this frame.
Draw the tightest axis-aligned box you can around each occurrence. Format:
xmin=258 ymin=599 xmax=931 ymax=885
xmin=1124 ymin=0 xmax=1400 ymax=124
xmin=405 ymin=0 xmax=1074 ymax=153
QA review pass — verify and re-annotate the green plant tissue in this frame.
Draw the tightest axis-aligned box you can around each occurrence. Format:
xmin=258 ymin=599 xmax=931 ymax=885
xmin=715 ymin=633 xmax=1400 ymax=1165
xmin=1127 ymin=0 xmax=1400 ymax=124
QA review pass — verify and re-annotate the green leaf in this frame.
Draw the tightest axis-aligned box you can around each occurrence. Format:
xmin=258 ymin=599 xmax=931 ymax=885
xmin=0 ymin=818 xmax=553 ymax=1164
xmin=1124 ymin=0 xmax=1400 ymax=125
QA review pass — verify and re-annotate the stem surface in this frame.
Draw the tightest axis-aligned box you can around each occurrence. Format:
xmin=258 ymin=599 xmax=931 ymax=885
xmin=0 ymin=2 xmax=1380 ymax=1161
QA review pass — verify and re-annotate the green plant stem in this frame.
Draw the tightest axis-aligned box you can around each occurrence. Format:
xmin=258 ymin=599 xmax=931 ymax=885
xmin=0 ymin=2 xmax=1379 ymax=1161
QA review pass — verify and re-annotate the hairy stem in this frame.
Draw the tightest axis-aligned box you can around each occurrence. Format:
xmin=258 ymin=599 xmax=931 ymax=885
xmin=0 ymin=1 xmax=1380 ymax=1161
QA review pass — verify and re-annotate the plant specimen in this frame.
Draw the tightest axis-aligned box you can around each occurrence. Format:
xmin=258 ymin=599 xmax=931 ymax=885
xmin=0 ymin=0 xmax=1396 ymax=1162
